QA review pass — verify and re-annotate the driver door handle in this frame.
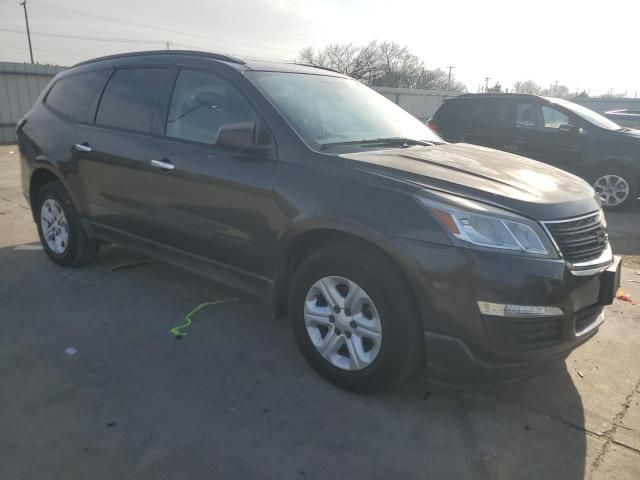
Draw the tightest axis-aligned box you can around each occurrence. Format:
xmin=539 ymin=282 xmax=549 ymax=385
xmin=150 ymin=159 xmax=176 ymax=171
xmin=74 ymin=143 xmax=92 ymax=153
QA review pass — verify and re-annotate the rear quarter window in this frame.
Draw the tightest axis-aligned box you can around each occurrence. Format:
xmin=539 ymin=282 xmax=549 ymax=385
xmin=45 ymin=70 xmax=109 ymax=123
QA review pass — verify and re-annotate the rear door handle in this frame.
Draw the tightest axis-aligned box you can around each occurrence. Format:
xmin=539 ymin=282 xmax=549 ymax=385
xmin=74 ymin=143 xmax=92 ymax=153
xmin=150 ymin=159 xmax=176 ymax=171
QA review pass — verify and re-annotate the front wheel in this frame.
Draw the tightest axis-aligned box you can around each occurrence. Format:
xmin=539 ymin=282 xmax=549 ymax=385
xmin=592 ymin=169 xmax=638 ymax=210
xmin=289 ymin=246 xmax=423 ymax=393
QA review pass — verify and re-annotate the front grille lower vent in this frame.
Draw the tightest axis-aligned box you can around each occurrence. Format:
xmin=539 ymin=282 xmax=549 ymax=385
xmin=512 ymin=318 xmax=563 ymax=348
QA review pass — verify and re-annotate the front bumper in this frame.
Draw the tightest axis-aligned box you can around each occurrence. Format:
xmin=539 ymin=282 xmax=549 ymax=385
xmin=392 ymin=238 xmax=621 ymax=385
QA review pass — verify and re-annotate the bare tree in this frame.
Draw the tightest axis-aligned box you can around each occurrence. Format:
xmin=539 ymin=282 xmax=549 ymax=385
xmin=541 ymin=84 xmax=570 ymax=97
xmin=486 ymin=81 xmax=502 ymax=93
xmin=513 ymin=80 xmax=542 ymax=95
xmin=298 ymin=47 xmax=316 ymax=64
xmin=411 ymin=67 xmax=464 ymax=90
xmin=297 ymin=41 xmax=466 ymax=91
xmin=350 ymin=41 xmax=383 ymax=85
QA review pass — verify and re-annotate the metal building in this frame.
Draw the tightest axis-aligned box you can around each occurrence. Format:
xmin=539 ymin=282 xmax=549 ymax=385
xmin=0 ymin=62 xmax=64 ymax=143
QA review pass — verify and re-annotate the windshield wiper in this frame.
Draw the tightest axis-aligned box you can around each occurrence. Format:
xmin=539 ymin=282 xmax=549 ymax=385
xmin=320 ymin=137 xmax=436 ymax=149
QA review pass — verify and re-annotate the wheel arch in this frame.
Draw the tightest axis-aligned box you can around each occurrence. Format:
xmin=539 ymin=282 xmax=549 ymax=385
xmin=29 ymin=167 xmax=64 ymax=220
xmin=271 ymin=219 xmax=429 ymax=327
xmin=587 ymin=153 xmax=640 ymax=180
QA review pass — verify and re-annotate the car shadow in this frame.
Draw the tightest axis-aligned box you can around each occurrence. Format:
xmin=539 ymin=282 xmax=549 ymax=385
xmin=375 ymin=364 xmax=587 ymax=479
xmin=0 ymin=243 xmax=587 ymax=480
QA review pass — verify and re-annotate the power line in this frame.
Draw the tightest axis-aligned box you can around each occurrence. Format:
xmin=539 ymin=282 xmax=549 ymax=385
xmin=0 ymin=44 xmax=84 ymax=59
xmin=0 ymin=29 xmax=288 ymax=63
xmin=31 ymin=0 xmax=210 ymax=39
xmin=0 ymin=28 xmax=164 ymax=45
xmin=29 ymin=0 xmax=297 ymax=56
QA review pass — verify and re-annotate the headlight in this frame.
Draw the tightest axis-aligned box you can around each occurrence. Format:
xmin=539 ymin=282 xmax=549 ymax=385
xmin=415 ymin=191 xmax=557 ymax=257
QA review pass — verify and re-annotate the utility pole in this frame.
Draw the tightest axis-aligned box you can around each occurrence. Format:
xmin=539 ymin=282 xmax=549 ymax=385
xmin=20 ymin=0 xmax=34 ymax=64
xmin=553 ymin=80 xmax=559 ymax=95
xmin=446 ymin=65 xmax=455 ymax=89
xmin=165 ymin=41 xmax=172 ymax=50
xmin=484 ymin=77 xmax=490 ymax=92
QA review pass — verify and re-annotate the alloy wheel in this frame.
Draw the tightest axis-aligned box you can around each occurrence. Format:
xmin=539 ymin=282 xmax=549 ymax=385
xmin=40 ymin=198 xmax=69 ymax=254
xmin=304 ymin=276 xmax=382 ymax=371
xmin=593 ymin=174 xmax=630 ymax=207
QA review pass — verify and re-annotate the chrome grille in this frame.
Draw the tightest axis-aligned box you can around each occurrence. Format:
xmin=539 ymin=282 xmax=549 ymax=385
xmin=543 ymin=212 xmax=608 ymax=264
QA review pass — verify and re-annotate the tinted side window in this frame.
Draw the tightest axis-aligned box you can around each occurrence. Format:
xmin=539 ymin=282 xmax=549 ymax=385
xmin=516 ymin=103 xmax=543 ymax=128
xmin=516 ymin=103 xmax=570 ymax=130
xmin=485 ymin=100 xmax=510 ymax=127
xmin=542 ymin=106 xmax=569 ymax=128
xmin=96 ymin=68 xmax=166 ymax=133
xmin=435 ymin=101 xmax=463 ymax=124
xmin=166 ymin=69 xmax=261 ymax=145
xmin=439 ymin=99 xmax=486 ymax=126
xmin=45 ymin=70 xmax=109 ymax=123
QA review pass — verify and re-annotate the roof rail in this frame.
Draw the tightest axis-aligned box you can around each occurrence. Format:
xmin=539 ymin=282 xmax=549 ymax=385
xmin=72 ymin=50 xmax=246 ymax=68
xmin=457 ymin=93 xmax=541 ymax=98
xmin=292 ymin=63 xmax=343 ymax=74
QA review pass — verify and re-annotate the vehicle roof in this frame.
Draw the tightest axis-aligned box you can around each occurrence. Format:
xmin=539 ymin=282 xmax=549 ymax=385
xmin=71 ymin=50 xmax=348 ymax=77
xmin=451 ymin=93 xmax=548 ymax=101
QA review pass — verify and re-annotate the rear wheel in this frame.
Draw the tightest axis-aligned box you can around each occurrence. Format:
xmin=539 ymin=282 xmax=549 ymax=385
xmin=289 ymin=245 xmax=423 ymax=393
xmin=592 ymin=168 xmax=638 ymax=210
xmin=35 ymin=181 xmax=99 ymax=267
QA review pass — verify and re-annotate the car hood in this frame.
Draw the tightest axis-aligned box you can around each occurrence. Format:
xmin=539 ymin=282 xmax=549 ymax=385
xmin=612 ymin=127 xmax=640 ymax=140
xmin=340 ymin=143 xmax=600 ymax=220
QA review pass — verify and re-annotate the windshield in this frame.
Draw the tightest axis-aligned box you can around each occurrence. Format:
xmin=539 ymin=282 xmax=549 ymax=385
xmin=549 ymin=98 xmax=622 ymax=131
xmin=246 ymin=71 xmax=443 ymax=149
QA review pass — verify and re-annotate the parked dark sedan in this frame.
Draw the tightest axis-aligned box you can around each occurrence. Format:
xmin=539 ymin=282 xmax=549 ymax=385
xmin=430 ymin=94 xmax=640 ymax=209
xmin=17 ymin=51 xmax=620 ymax=391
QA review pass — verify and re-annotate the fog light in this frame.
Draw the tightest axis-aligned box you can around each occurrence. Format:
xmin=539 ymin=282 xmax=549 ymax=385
xmin=478 ymin=301 xmax=563 ymax=318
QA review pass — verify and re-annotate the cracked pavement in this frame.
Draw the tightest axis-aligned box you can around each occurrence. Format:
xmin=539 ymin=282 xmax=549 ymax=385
xmin=1 ymin=144 xmax=639 ymax=479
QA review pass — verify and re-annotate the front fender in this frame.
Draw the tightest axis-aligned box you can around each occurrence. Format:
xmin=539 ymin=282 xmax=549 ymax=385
xmin=271 ymin=215 xmax=436 ymax=325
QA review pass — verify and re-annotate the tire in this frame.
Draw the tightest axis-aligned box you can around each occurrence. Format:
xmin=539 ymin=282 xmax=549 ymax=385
xmin=591 ymin=167 xmax=638 ymax=211
xmin=35 ymin=181 xmax=99 ymax=267
xmin=289 ymin=245 xmax=423 ymax=393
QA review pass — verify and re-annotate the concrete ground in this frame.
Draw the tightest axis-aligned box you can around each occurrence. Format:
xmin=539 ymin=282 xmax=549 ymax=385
xmin=1 ymin=143 xmax=639 ymax=480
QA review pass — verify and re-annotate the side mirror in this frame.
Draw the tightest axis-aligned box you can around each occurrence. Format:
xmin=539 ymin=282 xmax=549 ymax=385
xmin=215 ymin=122 xmax=256 ymax=149
xmin=558 ymin=123 xmax=579 ymax=134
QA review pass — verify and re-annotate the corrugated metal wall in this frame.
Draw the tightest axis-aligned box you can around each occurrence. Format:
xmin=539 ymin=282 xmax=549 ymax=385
xmin=373 ymin=86 xmax=462 ymax=120
xmin=0 ymin=62 xmax=64 ymax=144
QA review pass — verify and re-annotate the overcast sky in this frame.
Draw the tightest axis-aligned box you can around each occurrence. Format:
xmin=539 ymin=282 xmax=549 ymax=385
xmin=1 ymin=0 xmax=638 ymax=96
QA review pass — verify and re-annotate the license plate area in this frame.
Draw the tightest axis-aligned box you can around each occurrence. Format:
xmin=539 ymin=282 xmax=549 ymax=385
xmin=599 ymin=256 xmax=622 ymax=306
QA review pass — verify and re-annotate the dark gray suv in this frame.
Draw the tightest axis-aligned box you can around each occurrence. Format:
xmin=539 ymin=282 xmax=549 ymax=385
xmin=430 ymin=94 xmax=640 ymax=210
xmin=17 ymin=51 xmax=621 ymax=392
